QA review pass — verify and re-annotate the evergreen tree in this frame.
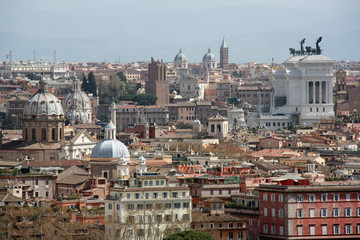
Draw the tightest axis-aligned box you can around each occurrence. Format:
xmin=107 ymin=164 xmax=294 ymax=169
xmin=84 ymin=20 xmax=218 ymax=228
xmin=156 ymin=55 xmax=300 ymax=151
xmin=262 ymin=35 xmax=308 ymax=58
xmin=88 ymin=72 xmax=98 ymax=96
xmin=117 ymin=71 xmax=127 ymax=82
xmin=0 ymin=116 xmax=17 ymax=129
xmin=81 ymin=74 xmax=88 ymax=93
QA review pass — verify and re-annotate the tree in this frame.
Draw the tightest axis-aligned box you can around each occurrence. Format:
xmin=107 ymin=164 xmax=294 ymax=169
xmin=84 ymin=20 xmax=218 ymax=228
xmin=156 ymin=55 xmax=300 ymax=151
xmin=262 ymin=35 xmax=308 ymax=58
xmin=117 ymin=72 xmax=127 ymax=82
xmin=133 ymin=94 xmax=157 ymax=105
xmin=81 ymin=73 xmax=88 ymax=93
xmin=164 ymin=230 xmax=215 ymax=240
xmin=88 ymin=71 xmax=98 ymax=97
xmin=0 ymin=115 xmax=17 ymax=129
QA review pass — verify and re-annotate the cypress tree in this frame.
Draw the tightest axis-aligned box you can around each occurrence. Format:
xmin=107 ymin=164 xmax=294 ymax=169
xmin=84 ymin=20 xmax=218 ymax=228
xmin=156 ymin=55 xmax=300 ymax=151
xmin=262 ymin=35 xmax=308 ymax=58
xmin=87 ymin=72 xmax=98 ymax=96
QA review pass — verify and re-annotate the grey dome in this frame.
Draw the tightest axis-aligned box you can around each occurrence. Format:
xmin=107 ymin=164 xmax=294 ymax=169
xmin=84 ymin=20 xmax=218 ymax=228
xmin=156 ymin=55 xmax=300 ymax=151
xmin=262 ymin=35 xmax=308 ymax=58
xmin=193 ymin=119 xmax=201 ymax=125
xmin=23 ymin=80 xmax=63 ymax=116
xmin=105 ymin=121 xmax=116 ymax=129
xmin=203 ymin=48 xmax=216 ymax=61
xmin=174 ymin=49 xmax=187 ymax=62
xmin=65 ymin=108 xmax=87 ymax=124
xmin=91 ymin=139 xmax=130 ymax=158
xmin=64 ymin=90 xmax=91 ymax=111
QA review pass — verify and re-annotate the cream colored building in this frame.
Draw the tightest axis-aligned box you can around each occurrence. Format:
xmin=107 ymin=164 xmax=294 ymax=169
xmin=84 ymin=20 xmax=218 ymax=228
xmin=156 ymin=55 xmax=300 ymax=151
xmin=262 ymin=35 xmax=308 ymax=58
xmin=105 ymin=173 xmax=192 ymax=239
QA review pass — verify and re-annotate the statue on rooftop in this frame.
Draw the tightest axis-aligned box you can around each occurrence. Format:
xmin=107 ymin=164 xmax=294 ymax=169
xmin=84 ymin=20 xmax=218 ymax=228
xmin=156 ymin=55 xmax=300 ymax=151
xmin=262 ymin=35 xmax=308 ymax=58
xmin=289 ymin=37 xmax=323 ymax=56
xmin=316 ymin=36 xmax=322 ymax=55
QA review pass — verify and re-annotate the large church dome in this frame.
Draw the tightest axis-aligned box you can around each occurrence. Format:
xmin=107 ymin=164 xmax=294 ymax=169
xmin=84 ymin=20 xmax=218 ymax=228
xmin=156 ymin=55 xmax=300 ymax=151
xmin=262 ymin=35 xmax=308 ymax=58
xmin=64 ymin=79 xmax=91 ymax=111
xmin=174 ymin=49 xmax=187 ymax=62
xmin=91 ymin=121 xmax=130 ymax=159
xmin=203 ymin=48 xmax=216 ymax=61
xmin=23 ymin=79 xmax=64 ymax=117
xmin=65 ymin=108 xmax=87 ymax=125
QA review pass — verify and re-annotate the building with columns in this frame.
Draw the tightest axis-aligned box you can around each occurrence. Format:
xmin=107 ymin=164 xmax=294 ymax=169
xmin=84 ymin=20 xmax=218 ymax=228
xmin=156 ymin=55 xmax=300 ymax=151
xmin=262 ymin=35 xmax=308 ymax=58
xmin=247 ymin=54 xmax=335 ymax=129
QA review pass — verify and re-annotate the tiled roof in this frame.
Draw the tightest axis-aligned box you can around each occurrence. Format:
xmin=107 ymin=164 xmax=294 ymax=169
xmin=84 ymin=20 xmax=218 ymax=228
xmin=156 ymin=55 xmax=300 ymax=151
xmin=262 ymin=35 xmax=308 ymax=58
xmin=28 ymin=160 xmax=83 ymax=168
xmin=204 ymin=197 xmax=225 ymax=203
xmin=192 ymin=212 xmax=242 ymax=223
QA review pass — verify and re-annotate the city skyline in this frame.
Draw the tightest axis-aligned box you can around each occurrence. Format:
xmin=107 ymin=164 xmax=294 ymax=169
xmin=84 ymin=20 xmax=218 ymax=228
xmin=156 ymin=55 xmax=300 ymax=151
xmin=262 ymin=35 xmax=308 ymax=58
xmin=1 ymin=0 xmax=359 ymax=63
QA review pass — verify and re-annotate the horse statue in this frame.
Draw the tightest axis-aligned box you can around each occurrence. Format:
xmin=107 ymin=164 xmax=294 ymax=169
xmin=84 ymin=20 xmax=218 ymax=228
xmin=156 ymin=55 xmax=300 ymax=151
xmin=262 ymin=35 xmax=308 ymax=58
xmin=289 ymin=48 xmax=296 ymax=56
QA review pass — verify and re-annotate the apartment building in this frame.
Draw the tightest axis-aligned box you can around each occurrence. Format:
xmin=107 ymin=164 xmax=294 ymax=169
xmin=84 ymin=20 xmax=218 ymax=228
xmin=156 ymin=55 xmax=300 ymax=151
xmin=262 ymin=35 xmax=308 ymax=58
xmin=105 ymin=173 xmax=192 ymax=239
xmin=258 ymin=184 xmax=360 ymax=239
xmin=113 ymin=104 xmax=169 ymax=131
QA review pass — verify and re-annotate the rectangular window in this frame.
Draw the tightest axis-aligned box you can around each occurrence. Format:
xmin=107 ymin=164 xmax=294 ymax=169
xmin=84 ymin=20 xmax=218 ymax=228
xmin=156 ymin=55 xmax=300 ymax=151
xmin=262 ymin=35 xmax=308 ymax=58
xmin=172 ymin=192 xmax=178 ymax=198
xmin=309 ymin=194 xmax=315 ymax=202
xmin=357 ymin=208 xmax=360 ymax=216
xmin=310 ymin=225 xmax=315 ymax=235
xmin=321 ymin=194 xmax=328 ymax=202
xmin=309 ymin=209 xmax=315 ymax=218
xmin=346 ymin=194 xmax=351 ymax=201
xmin=229 ymin=222 xmax=233 ymax=228
xmin=263 ymin=194 xmax=268 ymax=201
xmin=322 ymin=225 xmax=327 ymax=235
xmin=116 ymin=204 xmax=120 ymax=210
xmin=333 ymin=208 xmax=340 ymax=217
xmin=297 ymin=195 xmax=304 ymax=202
xmin=345 ymin=208 xmax=352 ymax=217
xmin=145 ymin=193 xmax=149 ymax=199
xmin=108 ymin=203 xmax=112 ymax=210
xmin=279 ymin=226 xmax=284 ymax=235
xmin=278 ymin=195 xmax=283 ymax=202
xmin=333 ymin=225 xmax=340 ymax=235
xmin=271 ymin=194 xmax=275 ymax=202
xmin=357 ymin=224 xmax=360 ymax=234
xmin=174 ymin=203 xmax=181 ymax=209
xmin=163 ymin=192 xmax=168 ymax=198
xmin=271 ymin=225 xmax=276 ymax=234
xmin=272 ymin=208 xmax=275 ymax=217
xmin=263 ymin=225 xmax=268 ymax=234
xmin=321 ymin=209 xmax=328 ymax=217
xmin=153 ymin=193 xmax=158 ymax=199
xmin=297 ymin=226 xmax=303 ymax=236
xmin=264 ymin=208 xmax=268 ymax=217
xmin=297 ymin=209 xmax=304 ymax=218
xmin=279 ymin=209 xmax=283 ymax=218
xmin=357 ymin=194 xmax=360 ymax=201
xmin=228 ymin=232 xmax=233 ymax=239
xmin=333 ymin=194 xmax=340 ymax=201
xmin=345 ymin=225 xmax=352 ymax=234
xmin=127 ymin=193 xmax=130 ymax=199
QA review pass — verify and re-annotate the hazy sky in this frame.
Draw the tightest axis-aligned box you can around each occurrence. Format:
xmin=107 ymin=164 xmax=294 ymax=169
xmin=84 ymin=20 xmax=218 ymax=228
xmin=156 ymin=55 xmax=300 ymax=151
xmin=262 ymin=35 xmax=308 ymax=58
xmin=1 ymin=0 xmax=359 ymax=64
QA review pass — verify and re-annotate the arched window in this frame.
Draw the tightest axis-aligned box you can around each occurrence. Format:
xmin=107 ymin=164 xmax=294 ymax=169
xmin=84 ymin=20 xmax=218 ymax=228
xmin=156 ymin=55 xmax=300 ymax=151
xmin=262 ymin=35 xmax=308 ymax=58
xmin=217 ymin=124 xmax=221 ymax=133
xmin=32 ymin=129 xmax=36 ymax=141
xmin=41 ymin=129 xmax=46 ymax=140
xmin=25 ymin=128 xmax=28 ymax=141
xmin=59 ymin=129 xmax=62 ymax=140
xmin=52 ymin=128 xmax=56 ymax=140
xmin=211 ymin=124 xmax=215 ymax=133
